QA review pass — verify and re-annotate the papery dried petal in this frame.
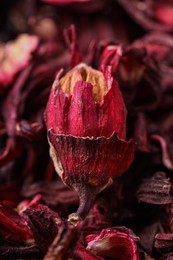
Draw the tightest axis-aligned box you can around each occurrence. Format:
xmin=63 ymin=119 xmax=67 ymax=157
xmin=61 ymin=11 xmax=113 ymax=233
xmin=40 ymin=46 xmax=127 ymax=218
xmin=16 ymin=121 xmax=43 ymax=142
xmin=99 ymin=45 xmax=122 ymax=75
xmin=71 ymin=243 xmax=103 ymax=260
xmin=48 ymin=131 xmax=135 ymax=188
xmin=68 ymin=80 xmax=97 ymax=137
xmin=44 ymin=222 xmax=78 ymax=260
xmin=155 ymin=234 xmax=173 ymax=254
xmin=24 ymin=204 xmax=62 ymax=254
xmin=2 ymin=63 xmax=33 ymax=137
xmin=134 ymin=222 xmax=162 ymax=255
xmin=0 ymin=202 xmax=32 ymax=242
xmin=98 ymin=72 xmax=127 ymax=139
xmin=48 ymin=130 xmax=135 ymax=220
xmin=64 ymin=25 xmax=83 ymax=68
xmin=46 ymin=64 xmax=128 ymax=139
xmin=87 ymin=227 xmax=139 ymax=260
xmin=136 ymin=172 xmax=173 ymax=205
xmin=21 ymin=180 xmax=78 ymax=216
xmin=150 ymin=135 xmax=173 ymax=171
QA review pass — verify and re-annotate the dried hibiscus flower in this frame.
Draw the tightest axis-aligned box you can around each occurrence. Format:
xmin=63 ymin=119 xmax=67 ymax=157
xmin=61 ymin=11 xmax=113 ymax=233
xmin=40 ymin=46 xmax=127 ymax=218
xmin=45 ymin=63 xmax=135 ymax=220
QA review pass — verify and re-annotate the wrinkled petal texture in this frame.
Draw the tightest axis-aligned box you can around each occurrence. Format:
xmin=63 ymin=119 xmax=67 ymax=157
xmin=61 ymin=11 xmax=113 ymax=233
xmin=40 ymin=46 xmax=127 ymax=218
xmin=68 ymin=80 xmax=97 ymax=137
xmin=48 ymin=130 xmax=135 ymax=186
xmin=98 ymin=67 xmax=127 ymax=138
xmin=87 ymin=228 xmax=139 ymax=260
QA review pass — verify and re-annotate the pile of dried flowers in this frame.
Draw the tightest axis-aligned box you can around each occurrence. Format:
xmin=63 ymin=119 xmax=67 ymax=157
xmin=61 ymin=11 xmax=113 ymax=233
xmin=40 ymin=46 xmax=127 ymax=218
xmin=0 ymin=0 xmax=173 ymax=259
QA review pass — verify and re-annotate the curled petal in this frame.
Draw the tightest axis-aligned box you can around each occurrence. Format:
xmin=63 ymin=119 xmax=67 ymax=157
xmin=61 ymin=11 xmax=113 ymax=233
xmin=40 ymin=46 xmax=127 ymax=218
xmin=48 ymin=131 xmax=135 ymax=187
xmin=150 ymin=134 xmax=173 ymax=171
xmin=24 ymin=204 xmax=62 ymax=254
xmin=0 ymin=202 xmax=32 ymax=242
xmin=86 ymin=228 xmax=139 ymax=260
xmin=64 ymin=25 xmax=83 ymax=68
xmin=48 ymin=131 xmax=135 ymax=218
xmin=45 ymin=69 xmax=70 ymax=134
xmin=98 ymin=75 xmax=127 ymax=139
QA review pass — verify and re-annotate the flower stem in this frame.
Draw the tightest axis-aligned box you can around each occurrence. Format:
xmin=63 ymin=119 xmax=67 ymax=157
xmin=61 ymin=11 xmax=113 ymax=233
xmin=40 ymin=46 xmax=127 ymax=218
xmin=68 ymin=182 xmax=98 ymax=224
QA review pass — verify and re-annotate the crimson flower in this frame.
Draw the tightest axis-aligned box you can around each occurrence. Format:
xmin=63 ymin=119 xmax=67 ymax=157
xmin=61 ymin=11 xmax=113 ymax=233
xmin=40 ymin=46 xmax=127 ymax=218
xmin=45 ymin=63 xmax=135 ymax=219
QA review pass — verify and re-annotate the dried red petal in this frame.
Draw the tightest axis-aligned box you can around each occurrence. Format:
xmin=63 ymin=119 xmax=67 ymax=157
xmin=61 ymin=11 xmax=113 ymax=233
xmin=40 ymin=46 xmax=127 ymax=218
xmin=48 ymin=130 xmax=135 ymax=188
xmin=98 ymin=73 xmax=127 ymax=139
xmin=44 ymin=222 xmax=78 ymax=259
xmin=46 ymin=64 xmax=127 ymax=139
xmin=99 ymin=45 xmax=122 ymax=75
xmin=24 ymin=204 xmax=62 ymax=253
xmin=150 ymin=135 xmax=173 ymax=171
xmin=155 ymin=233 xmax=173 ymax=254
xmin=136 ymin=172 xmax=173 ymax=205
xmin=45 ymin=63 xmax=135 ymax=219
xmin=0 ymin=202 xmax=32 ymax=242
xmin=68 ymin=80 xmax=97 ymax=137
xmin=64 ymin=25 xmax=83 ymax=68
xmin=86 ymin=228 xmax=139 ymax=260
xmin=21 ymin=180 xmax=78 ymax=216
xmin=72 ymin=243 xmax=103 ymax=260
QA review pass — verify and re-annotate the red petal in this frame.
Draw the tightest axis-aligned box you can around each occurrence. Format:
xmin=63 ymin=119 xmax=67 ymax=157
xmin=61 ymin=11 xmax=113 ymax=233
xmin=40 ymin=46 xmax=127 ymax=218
xmin=68 ymin=80 xmax=97 ymax=137
xmin=87 ymin=228 xmax=139 ymax=260
xmin=54 ymin=87 xmax=71 ymax=134
xmin=48 ymin=131 xmax=135 ymax=187
xmin=64 ymin=25 xmax=83 ymax=68
xmin=72 ymin=243 xmax=103 ymax=260
xmin=0 ymin=203 xmax=32 ymax=242
xmin=98 ymin=68 xmax=127 ymax=138
xmin=45 ymin=70 xmax=71 ymax=134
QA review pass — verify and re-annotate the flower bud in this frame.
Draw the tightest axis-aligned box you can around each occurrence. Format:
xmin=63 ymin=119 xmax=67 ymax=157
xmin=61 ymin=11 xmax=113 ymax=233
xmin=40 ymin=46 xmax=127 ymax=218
xmin=45 ymin=63 xmax=135 ymax=219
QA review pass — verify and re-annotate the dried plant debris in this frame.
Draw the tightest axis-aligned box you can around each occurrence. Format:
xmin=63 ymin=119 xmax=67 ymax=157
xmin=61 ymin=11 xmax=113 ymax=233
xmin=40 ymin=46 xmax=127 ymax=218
xmin=0 ymin=0 xmax=173 ymax=259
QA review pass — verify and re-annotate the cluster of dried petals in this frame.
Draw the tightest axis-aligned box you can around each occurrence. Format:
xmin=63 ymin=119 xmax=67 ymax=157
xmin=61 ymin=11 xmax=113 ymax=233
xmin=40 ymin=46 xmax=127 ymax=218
xmin=0 ymin=202 xmax=32 ymax=242
xmin=45 ymin=62 xmax=135 ymax=218
xmin=1 ymin=0 xmax=173 ymax=258
xmin=0 ymin=34 xmax=39 ymax=88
